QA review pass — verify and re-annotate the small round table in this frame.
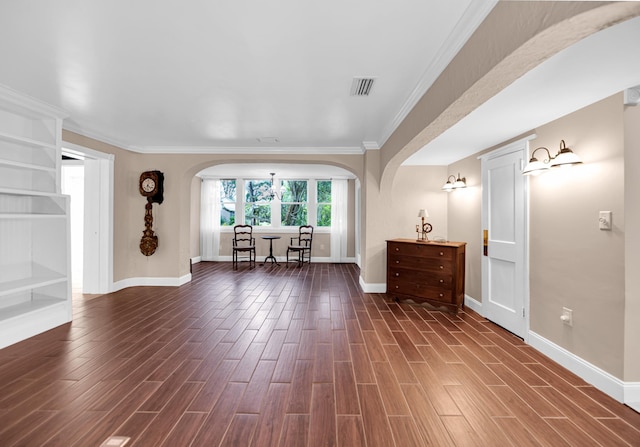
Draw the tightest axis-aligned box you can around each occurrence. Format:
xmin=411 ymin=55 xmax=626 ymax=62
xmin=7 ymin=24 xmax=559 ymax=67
xmin=260 ymin=236 xmax=281 ymax=266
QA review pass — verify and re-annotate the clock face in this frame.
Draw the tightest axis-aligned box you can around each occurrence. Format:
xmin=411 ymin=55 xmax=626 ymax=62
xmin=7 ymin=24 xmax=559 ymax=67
xmin=141 ymin=177 xmax=156 ymax=193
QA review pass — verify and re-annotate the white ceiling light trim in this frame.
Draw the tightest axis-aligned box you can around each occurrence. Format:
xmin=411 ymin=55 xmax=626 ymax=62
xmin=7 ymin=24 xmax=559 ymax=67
xmin=377 ymin=0 xmax=497 ymax=148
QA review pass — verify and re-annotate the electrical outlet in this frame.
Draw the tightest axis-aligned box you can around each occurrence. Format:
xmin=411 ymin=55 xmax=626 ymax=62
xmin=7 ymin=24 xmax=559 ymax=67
xmin=560 ymin=307 xmax=573 ymax=326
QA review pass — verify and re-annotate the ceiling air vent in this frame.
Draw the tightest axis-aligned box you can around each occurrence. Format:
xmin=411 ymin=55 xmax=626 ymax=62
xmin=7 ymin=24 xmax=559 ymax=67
xmin=350 ymin=77 xmax=376 ymax=96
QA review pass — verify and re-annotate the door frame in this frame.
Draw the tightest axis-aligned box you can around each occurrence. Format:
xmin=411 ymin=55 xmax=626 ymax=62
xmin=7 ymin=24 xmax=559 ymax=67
xmin=480 ymin=135 xmax=534 ymax=341
xmin=62 ymin=142 xmax=114 ymax=294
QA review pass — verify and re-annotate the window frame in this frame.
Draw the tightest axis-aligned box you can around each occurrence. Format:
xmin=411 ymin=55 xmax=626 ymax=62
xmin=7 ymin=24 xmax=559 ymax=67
xmin=217 ymin=176 xmax=331 ymax=233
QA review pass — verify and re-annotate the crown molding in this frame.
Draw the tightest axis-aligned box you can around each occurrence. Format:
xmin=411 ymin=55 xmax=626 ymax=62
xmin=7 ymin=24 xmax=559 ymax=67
xmin=63 ymin=122 xmax=367 ymax=155
xmin=0 ymin=83 xmax=68 ymax=119
xmin=376 ymin=1 xmax=497 ymax=148
xmin=624 ymin=85 xmax=640 ymax=106
xmin=133 ymin=145 xmax=365 ymax=155
xmin=361 ymin=141 xmax=380 ymax=151
xmin=63 ymin=122 xmax=142 ymax=152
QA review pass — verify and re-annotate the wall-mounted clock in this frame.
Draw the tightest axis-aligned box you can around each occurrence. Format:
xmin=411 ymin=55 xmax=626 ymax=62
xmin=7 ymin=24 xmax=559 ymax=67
xmin=139 ymin=170 xmax=164 ymax=256
xmin=139 ymin=170 xmax=164 ymax=204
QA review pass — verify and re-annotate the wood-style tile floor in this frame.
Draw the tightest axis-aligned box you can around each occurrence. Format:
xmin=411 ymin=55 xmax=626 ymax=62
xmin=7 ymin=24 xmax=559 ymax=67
xmin=1 ymin=262 xmax=639 ymax=446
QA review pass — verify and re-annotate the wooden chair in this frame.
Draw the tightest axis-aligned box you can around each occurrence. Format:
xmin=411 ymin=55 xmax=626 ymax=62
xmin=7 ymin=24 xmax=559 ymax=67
xmin=287 ymin=225 xmax=313 ymax=267
xmin=232 ymin=225 xmax=255 ymax=269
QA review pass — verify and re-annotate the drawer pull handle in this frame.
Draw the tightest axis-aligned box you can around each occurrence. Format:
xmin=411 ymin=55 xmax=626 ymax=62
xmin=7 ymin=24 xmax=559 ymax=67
xmin=439 ymin=279 xmax=444 ymax=283
xmin=395 ymin=285 xmax=399 ymax=289
xmin=439 ymin=265 xmax=444 ymax=269
xmin=395 ymin=248 xmax=399 ymax=251
xmin=439 ymin=293 xmax=444 ymax=297
xmin=396 ymin=260 xmax=399 ymax=264
xmin=395 ymin=273 xmax=399 ymax=277
xmin=440 ymin=252 xmax=444 ymax=256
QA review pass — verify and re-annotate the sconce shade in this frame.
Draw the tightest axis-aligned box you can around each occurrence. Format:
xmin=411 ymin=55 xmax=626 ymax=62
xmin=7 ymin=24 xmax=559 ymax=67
xmin=418 ymin=209 xmax=429 ymax=218
xmin=442 ymin=174 xmax=466 ymax=191
xmin=523 ymin=140 xmax=582 ymax=175
xmin=453 ymin=175 xmax=466 ymax=189
xmin=523 ymin=156 xmax=550 ymax=176
xmin=550 ymin=141 xmax=582 ymax=167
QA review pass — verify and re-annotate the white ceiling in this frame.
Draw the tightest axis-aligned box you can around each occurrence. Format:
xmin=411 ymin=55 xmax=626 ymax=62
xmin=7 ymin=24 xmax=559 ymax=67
xmin=1 ymin=2 xmax=637 ymax=167
xmin=0 ymin=0 xmax=494 ymax=154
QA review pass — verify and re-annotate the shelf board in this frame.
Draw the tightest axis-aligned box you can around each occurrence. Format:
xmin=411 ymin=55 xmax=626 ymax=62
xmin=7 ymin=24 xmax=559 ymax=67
xmin=0 ymin=298 xmax=67 ymax=323
xmin=0 ymin=213 xmax=67 ymax=219
xmin=0 ymin=158 xmax=56 ymax=173
xmin=0 ymin=187 xmax=65 ymax=198
xmin=0 ymin=274 xmax=67 ymax=297
xmin=0 ymin=131 xmax=57 ymax=150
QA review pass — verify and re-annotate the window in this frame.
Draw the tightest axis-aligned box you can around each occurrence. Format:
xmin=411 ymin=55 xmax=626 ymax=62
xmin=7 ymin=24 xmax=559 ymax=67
xmin=220 ymin=179 xmax=236 ymax=226
xmin=316 ymin=180 xmax=331 ymax=227
xmin=281 ymin=180 xmax=307 ymax=226
xmin=244 ymin=179 xmax=272 ymax=226
xmin=208 ymin=176 xmax=341 ymax=230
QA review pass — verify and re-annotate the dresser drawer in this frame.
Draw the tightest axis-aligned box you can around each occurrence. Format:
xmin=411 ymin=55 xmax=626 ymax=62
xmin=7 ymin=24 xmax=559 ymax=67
xmin=387 ymin=241 xmax=454 ymax=261
xmin=388 ymin=267 xmax=452 ymax=287
xmin=388 ymin=255 xmax=453 ymax=274
xmin=387 ymin=277 xmax=452 ymax=303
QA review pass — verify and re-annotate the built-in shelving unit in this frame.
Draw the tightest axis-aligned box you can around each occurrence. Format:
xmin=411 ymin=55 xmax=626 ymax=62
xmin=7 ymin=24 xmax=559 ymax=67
xmin=0 ymin=84 xmax=71 ymax=349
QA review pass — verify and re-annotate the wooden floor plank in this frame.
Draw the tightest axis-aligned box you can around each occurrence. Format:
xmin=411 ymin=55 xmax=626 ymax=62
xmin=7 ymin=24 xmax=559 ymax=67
xmin=0 ymin=262 xmax=637 ymax=447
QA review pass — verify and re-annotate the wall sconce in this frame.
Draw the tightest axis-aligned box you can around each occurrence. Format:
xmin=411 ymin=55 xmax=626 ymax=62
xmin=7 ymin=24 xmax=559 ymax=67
xmin=416 ymin=209 xmax=433 ymax=242
xmin=522 ymin=140 xmax=582 ymax=176
xmin=442 ymin=173 xmax=466 ymax=191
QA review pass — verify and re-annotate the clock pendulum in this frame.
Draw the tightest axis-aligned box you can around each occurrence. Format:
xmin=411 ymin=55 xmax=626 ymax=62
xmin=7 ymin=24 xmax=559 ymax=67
xmin=138 ymin=171 xmax=164 ymax=256
xmin=140 ymin=198 xmax=158 ymax=256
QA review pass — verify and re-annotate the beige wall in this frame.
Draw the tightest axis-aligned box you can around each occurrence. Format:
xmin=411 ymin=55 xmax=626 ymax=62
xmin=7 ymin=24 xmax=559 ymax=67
xmin=218 ymin=231 xmax=331 ymax=259
xmin=624 ymin=102 xmax=640 ymax=381
xmin=529 ymin=94 xmax=625 ymax=378
xmin=391 ymin=166 xmax=448 ymax=241
xmin=447 ymin=155 xmax=482 ymax=301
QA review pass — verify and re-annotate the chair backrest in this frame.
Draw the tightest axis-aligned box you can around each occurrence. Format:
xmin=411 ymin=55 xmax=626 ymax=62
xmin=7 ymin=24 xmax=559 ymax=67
xmin=233 ymin=225 xmax=254 ymax=247
xmin=298 ymin=225 xmax=313 ymax=248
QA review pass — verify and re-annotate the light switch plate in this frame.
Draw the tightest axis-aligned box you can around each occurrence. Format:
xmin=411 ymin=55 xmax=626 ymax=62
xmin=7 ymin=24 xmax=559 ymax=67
xmin=599 ymin=211 xmax=612 ymax=230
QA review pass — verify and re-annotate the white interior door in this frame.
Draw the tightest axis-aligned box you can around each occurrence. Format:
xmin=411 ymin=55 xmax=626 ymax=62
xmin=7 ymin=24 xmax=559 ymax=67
xmin=63 ymin=144 xmax=114 ymax=295
xmin=481 ymin=140 xmax=529 ymax=338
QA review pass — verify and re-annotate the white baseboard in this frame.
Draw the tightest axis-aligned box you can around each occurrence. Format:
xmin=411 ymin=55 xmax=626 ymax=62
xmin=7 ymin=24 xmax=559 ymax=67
xmin=191 ymin=256 xmax=201 ymax=264
xmin=112 ymin=273 xmax=192 ymax=292
xmin=359 ymin=276 xmax=386 ymax=293
xmin=464 ymin=294 xmax=482 ymax=313
xmin=528 ymin=331 xmax=640 ymax=406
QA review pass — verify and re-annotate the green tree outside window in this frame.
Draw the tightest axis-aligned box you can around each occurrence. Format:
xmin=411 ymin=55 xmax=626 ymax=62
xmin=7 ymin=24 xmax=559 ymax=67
xmin=245 ymin=179 xmax=272 ymax=226
xmin=317 ymin=180 xmax=331 ymax=227
xmin=281 ymin=180 xmax=307 ymax=226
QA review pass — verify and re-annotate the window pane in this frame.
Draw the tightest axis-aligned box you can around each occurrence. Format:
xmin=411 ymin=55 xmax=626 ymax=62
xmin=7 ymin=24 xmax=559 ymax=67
xmin=220 ymin=179 xmax=236 ymax=226
xmin=317 ymin=204 xmax=331 ymax=227
xmin=245 ymin=179 xmax=273 ymax=202
xmin=245 ymin=203 xmax=271 ymax=226
xmin=281 ymin=204 xmax=307 ymax=226
xmin=317 ymin=180 xmax=331 ymax=203
xmin=282 ymin=180 xmax=307 ymax=202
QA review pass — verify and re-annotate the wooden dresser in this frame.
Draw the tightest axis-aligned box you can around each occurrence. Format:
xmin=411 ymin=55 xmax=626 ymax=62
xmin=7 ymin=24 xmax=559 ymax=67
xmin=387 ymin=239 xmax=466 ymax=313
